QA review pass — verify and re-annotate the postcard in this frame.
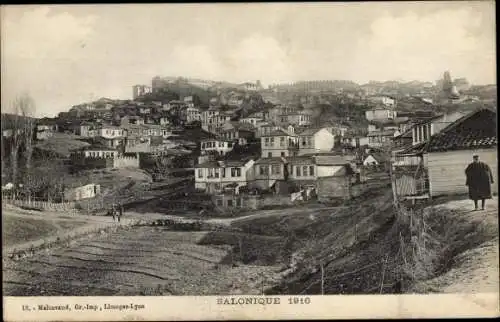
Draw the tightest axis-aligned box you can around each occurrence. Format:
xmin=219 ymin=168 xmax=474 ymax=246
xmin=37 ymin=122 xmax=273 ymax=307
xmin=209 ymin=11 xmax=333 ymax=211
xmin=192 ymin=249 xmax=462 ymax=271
xmin=2 ymin=2 xmax=498 ymax=321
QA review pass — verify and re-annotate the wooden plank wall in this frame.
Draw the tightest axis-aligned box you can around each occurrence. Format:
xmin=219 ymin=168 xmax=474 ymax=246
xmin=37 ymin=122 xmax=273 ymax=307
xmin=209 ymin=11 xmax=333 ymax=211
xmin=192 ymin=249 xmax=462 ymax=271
xmin=427 ymin=148 xmax=498 ymax=197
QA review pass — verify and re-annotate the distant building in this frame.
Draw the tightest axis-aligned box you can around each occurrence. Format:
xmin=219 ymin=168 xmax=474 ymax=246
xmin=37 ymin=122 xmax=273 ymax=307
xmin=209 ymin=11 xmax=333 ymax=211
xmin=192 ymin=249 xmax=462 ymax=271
xmin=297 ymin=128 xmax=335 ymax=156
xmin=64 ymin=184 xmax=101 ymax=201
xmin=365 ymin=108 xmax=397 ymax=122
xmin=195 ymin=159 xmax=256 ymax=194
xmin=411 ymin=111 xmax=468 ymax=146
xmin=132 ymin=85 xmax=152 ymax=99
xmin=186 ymin=107 xmax=201 ymax=124
xmin=261 ymin=129 xmax=299 ymax=158
xmin=367 ymin=95 xmax=396 ymax=107
xmin=200 ymin=138 xmax=235 ymax=157
xmin=367 ymin=129 xmax=400 ymax=148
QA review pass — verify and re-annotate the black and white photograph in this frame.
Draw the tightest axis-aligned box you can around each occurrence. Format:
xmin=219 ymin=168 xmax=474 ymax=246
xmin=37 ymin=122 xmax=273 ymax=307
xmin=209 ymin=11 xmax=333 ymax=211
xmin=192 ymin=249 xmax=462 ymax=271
xmin=1 ymin=1 xmax=498 ymax=320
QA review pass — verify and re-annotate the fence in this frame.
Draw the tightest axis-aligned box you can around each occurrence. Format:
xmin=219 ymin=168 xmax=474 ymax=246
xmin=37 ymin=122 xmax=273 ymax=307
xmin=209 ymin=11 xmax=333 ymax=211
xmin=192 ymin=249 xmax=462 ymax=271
xmin=4 ymin=198 xmax=77 ymax=213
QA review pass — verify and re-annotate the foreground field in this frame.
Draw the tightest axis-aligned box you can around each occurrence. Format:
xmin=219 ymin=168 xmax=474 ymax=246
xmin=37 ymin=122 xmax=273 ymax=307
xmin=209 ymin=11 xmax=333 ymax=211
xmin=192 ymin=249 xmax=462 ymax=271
xmin=3 ymin=226 xmax=280 ymax=296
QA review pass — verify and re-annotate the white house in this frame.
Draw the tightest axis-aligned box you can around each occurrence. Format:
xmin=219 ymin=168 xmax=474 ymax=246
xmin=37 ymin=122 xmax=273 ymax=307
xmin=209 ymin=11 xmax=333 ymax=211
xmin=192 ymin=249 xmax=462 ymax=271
xmin=367 ymin=95 xmax=396 ymax=107
xmin=392 ymin=108 xmax=497 ymax=199
xmin=186 ymin=107 xmax=201 ymax=123
xmin=411 ymin=111 xmax=468 ymax=146
xmin=297 ymin=128 xmax=335 ymax=156
xmin=98 ymin=125 xmax=124 ymax=139
xmin=261 ymin=129 xmax=299 ymax=158
xmin=64 ymin=184 xmax=101 ymax=201
xmin=365 ymin=108 xmax=397 ymax=122
xmin=200 ymin=138 xmax=235 ymax=157
xmin=367 ymin=129 xmax=400 ymax=148
xmin=195 ymin=159 xmax=256 ymax=194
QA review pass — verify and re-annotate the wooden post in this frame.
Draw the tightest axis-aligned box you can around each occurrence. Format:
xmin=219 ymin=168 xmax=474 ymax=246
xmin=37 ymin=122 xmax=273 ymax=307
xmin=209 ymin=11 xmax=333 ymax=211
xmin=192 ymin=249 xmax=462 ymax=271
xmin=380 ymin=256 xmax=388 ymax=294
xmin=320 ymin=262 xmax=325 ymax=295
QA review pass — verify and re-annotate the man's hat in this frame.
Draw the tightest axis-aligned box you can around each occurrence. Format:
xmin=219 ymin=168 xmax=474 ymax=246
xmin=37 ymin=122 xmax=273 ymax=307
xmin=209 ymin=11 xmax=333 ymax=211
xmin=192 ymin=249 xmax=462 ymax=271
xmin=473 ymin=154 xmax=479 ymax=158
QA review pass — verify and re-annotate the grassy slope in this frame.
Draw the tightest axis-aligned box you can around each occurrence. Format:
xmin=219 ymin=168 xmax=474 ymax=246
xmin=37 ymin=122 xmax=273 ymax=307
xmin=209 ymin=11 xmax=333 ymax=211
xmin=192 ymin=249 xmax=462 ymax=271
xmin=2 ymin=209 xmax=88 ymax=247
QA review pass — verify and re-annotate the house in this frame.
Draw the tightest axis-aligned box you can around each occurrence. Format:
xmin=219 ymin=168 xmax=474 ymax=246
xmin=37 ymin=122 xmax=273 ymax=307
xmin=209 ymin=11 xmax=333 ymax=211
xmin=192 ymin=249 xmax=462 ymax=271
xmin=391 ymin=129 xmax=413 ymax=154
xmin=95 ymin=136 xmax=125 ymax=149
xmin=64 ymin=183 xmax=101 ymax=201
xmin=70 ymin=145 xmax=118 ymax=169
xmin=120 ymin=115 xmax=145 ymax=126
xmin=219 ymin=122 xmax=255 ymax=145
xmin=36 ymin=120 xmax=59 ymax=140
xmin=132 ymin=85 xmax=153 ymax=99
xmin=98 ymin=125 xmax=124 ymax=139
xmin=411 ymin=111 xmax=468 ymax=146
xmin=278 ymin=112 xmax=312 ymax=127
xmin=200 ymin=138 xmax=235 ymax=157
xmin=159 ymin=116 xmax=170 ymax=126
xmin=269 ymin=105 xmax=298 ymax=123
xmin=363 ymin=153 xmax=388 ymax=166
xmin=261 ymin=129 xmax=299 ymax=158
xmin=252 ymin=157 xmax=288 ymax=193
xmin=240 ymin=114 xmax=264 ymax=127
xmin=424 ymin=108 xmax=497 ymax=197
xmin=365 ymin=108 xmax=397 ymax=122
xmin=297 ymin=128 xmax=336 ymax=156
xmin=286 ymin=156 xmax=316 ymax=186
xmin=183 ymin=96 xmax=195 ymax=108
xmin=392 ymin=108 xmax=497 ymax=200
xmin=367 ymin=129 xmax=400 ymax=148
xmin=367 ymin=95 xmax=396 ymax=107
xmin=186 ymin=106 xmax=201 ymax=124
xmin=195 ymin=159 xmax=256 ymax=194
xmin=203 ymin=113 xmax=232 ymax=134
xmin=342 ymin=136 xmax=370 ymax=148
xmin=73 ymin=122 xmax=99 ymax=137
xmin=315 ymin=161 xmax=357 ymax=202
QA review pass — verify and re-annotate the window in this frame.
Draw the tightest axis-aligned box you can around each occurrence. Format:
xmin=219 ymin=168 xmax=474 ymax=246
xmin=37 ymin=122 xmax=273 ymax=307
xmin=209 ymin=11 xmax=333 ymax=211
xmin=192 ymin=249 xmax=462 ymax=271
xmin=303 ymin=166 xmax=309 ymax=176
xmin=268 ymin=152 xmax=272 ymax=158
xmin=309 ymin=166 xmax=314 ymax=176
xmin=227 ymin=199 xmax=233 ymax=207
xmin=281 ymin=152 xmax=285 ymax=157
xmin=216 ymin=199 xmax=223 ymax=206
xmin=271 ymin=165 xmax=281 ymax=175
xmin=265 ymin=138 xmax=270 ymax=147
xmin=307 ymin=137 xmax=312 ymax=146
xmin=236 ymin=198 xmax=241 ymax=207
xmin=302 ymin=139 xmax=307 ymax=146
xmin=280 ymin=137 xmax=285 ymax=147
xmin=198 ymin=169 xmax=203 ymax=178
xmin=221 ymin=168 xmax=226 ymax=178
xmin=260 ymin=166 xmax=269 ymax=176
xmin=296 ymin=166 xmax=301 ymax=177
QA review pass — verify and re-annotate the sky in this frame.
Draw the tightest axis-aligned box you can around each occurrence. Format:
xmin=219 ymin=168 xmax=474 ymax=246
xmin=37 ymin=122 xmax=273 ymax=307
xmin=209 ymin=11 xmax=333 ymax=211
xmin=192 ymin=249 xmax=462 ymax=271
xmin=1 ymin=2 xmax=496 ymax=117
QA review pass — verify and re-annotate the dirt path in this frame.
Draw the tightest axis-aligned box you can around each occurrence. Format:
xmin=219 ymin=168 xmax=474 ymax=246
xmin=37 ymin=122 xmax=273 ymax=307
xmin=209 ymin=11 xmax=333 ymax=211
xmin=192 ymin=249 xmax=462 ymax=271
xmin=412 ymin=196 xmax=499 ymax=294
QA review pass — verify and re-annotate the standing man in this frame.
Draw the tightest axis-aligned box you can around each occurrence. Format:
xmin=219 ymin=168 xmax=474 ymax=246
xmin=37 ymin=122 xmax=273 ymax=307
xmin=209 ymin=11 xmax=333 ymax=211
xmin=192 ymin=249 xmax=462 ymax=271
xmin=118 ymin=203 xmax=123 ymax=223
xmin=465 ymin=155 xmax=494 ymax=211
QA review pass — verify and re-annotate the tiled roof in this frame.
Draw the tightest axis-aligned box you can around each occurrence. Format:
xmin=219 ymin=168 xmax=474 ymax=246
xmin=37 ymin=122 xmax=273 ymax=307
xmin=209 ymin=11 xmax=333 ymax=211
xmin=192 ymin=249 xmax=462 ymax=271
xmin=314 ymin=155 xmax=352 ymax=166
xmin=367 ymin=129 xmax=397 ymax=137
xmin=265 ymin=129 xmax=294 ymax=137
xmin=426 ymin=108 xmax=497 ymax=152
xmin=286 ymin=156 xmax=314 ymax=164
xmin=255 ymin=157 xmax=285 ymax=165
xmin=76 ymin=144 xmax=116 ymax=151
xmin=297 ymin=128 xmax=322 ymax=136
xmin=195 ymin=161 xmax=219 ymax=168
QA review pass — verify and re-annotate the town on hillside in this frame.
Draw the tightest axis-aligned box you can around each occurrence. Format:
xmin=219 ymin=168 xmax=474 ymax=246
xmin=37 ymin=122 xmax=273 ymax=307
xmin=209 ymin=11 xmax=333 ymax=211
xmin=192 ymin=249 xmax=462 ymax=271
xmin=2 ymin=72 xmax=498 ymax=299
